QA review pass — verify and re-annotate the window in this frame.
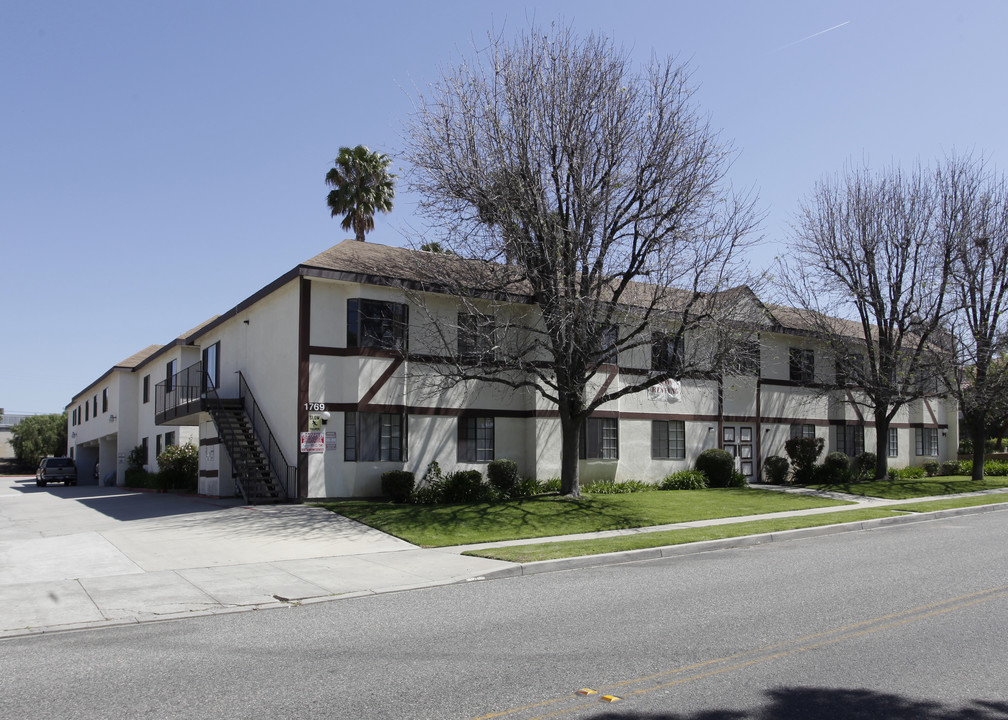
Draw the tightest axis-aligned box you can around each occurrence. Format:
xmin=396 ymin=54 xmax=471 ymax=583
xmin=85 ymin=402 xmax=89 ymax=422
xmin=915 ymin=427 xmax=939 ymax=457
xmin=835 ymin=353 xmax=863 ymax=386
xmin=652 ymin=333 xmax=683 ymax=373
xmin=344 ymin=412 xmax=406 ymax=461
xmin=458 ymin=314 xmax=497 ymax=363
xmin=166 ymin=359 xmax=177 ymax=392
xmin=598 ymin=325 xmax=619 ymax=365
xmin=156 ymin=434 xmax=163 ymax=458
xmin=728 ymin=340 xmax=761 ymax=376
xmin=141 ymin=437 xmax=149 ymax=466
xmin=888 ymin=427 xmax=899 ymax=458
xmin=142 ymin=375 xmax=150 ymax=404
xmin=165 ymin=431 xmax=176 ymax=448
xmin=789 ymin=348 xmax=815 ymax=384
xmin=347 ymin=298 xmax=408 ymax=351
xmin=581 ymin=417 xmax=618 ymax=460
xmin=92 ymin=395 xmax=98 ymax=417
xmin=652 ymin=420 xmax=686 ymax=459
xmin=202 ymin=342 xmax=220 ymax=390
xmin=458 ymin=416 xmax=495 ymax=462
xmin=102 ymin=388 xmax=108 ymax=413
xmin=790 ymin=424 xmax=816 ymax=440
xmin=837 ymin=425 xmax=865 ymax=457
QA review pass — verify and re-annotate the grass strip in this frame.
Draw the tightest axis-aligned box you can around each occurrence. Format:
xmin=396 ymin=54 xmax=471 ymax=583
xmin=318 ymin=488 xmax=850 ymax=547
xmin=809 ymin=476 xmax=1008 ymax=499
xmin=893 ymin=494 xmax=1008 ymax=513
xmin=463 ymin=508 xmax=902 ymax=562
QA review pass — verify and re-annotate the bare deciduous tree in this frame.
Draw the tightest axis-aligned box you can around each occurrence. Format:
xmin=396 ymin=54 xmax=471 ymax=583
xmin=402 ymin=26 xmax=760 ymax=496
xmin=939 ymin=153 xmax=1008 ymax=480
xmin=778 ymin=162 xmax=954 ymax=480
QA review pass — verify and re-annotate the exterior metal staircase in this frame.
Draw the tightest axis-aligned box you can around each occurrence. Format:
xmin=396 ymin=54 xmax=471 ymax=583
xmin=207 ymin=399 xmax=285 ymax=504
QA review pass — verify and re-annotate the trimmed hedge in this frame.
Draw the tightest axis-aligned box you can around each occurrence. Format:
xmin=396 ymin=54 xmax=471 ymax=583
xmin=381 ymin=470 xmax=415 ymax=503
xmin=696 ymin=448 xmax=735 ymax=488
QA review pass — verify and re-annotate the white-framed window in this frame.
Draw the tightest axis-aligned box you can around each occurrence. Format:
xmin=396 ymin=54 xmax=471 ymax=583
xmin=458 ymin=416 xmax=495 ymax=462
xmin=652 ymin=420 xmax=686 ymax=459
xmin=888 ymin=427 xmax=899 ymax=458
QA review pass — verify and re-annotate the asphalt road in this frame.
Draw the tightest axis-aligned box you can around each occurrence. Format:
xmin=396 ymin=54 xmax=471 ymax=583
xmin=2 ymin=511 xmax=1006 ymax=719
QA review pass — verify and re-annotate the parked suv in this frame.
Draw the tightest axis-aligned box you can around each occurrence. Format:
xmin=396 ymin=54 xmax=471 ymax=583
xmin=36 ymin=457 xmax=77 ymax=487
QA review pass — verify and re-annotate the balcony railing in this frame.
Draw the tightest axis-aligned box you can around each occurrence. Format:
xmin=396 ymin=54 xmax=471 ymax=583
xmin=155 ymin=361 xmax=204 ymax=425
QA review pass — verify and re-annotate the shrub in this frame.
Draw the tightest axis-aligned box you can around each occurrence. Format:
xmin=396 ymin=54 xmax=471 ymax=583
xmin=381 ymin=470 xmax=415 ymax=503
xmin=540 ymin=477 xmax=562 ymax=493
xmin=939 ymin=460 xmax=961 ymax=476
xmin=890 ymin=466 xmax=927 ymax=480
xmin=156 ymin=443 xmax=199 ymax=491
xmin=517 ymin=477 xmax=545 ymax=497
xmin=922 ymin=460 xmax=940 ymax=477
xmin=441 ymin=469 xmax=492 ymax=503
xmin=125 ymin=466 xmax=152 ymax=488
xmin=728 ymin=470 xmax=749 ymax=488
xmin=985 ymin=460 xmax=1008 ymax=476
xmin=583 ymin=479 xmax=654 ymax=494
xmin=127 ymin=445 xmax=147 ymax=470
xmin=958 ymin=438 xmax=974 ymax=455
xmin=411 ymin=461 xmax=446 ymax=504
xmin=695 ymin=448 xmax=735 ymax=488
xmin=487 ymin=459 xmax=520 ymax=499
xmin=784 ymin=436 xmax=825 ymax=484
xmin=762 ymin=455 xmax=790 ymax=485
xmin=819 ymin=452 xmax=851 ymax=484
xmin=660 ymin=469 xmax=708 ymax=490
xmin=850 ymin=452 xmax=877 ymax=481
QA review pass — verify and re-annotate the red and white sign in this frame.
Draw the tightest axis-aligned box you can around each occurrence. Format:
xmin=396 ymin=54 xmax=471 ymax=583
xmin=300 ymin=431 xmax=326 ymax=453
xmin=647 ymin=378 xmax=682 ymax=403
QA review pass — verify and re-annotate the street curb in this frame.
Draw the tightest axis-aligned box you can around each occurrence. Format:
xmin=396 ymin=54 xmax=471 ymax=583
xmin=476 ymin=501 xmax=1008 ymax=580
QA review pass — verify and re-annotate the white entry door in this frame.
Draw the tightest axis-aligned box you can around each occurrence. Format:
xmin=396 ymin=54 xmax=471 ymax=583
xmin=722 ymin=424 xmax=755 ymax=480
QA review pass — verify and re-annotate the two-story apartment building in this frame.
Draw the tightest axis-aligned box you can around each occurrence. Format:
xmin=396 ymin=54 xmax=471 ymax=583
xmin=67 ymin=240 xmax=957 ymax=500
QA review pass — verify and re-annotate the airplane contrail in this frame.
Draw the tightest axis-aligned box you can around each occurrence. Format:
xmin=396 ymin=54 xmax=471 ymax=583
xmin=778 ymin=20 xmax=850 ymax=50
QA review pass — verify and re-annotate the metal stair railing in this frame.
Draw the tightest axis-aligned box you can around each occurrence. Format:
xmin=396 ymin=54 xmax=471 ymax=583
xmin=238 ymin=372 xmax=298 ymax=500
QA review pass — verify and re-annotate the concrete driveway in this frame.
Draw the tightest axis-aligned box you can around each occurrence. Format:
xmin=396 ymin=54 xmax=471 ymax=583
xmin=0 ymin=475 xmax=511 ymax=637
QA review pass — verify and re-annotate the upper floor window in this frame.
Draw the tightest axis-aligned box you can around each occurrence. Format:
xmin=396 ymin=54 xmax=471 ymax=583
xmin=102 ymin=388 xmax=108 ymax=413
xmin=789 ymin=348 xmax=815 ymax=384
xmin=203 ymin=342 xmax=220 ymax=390
xmin=836 ymin=353 xmax=864 ymax=386
xmin=458 ymin=416 xmax=495 ymax=462
xmin=726 ymin=340 xmax=760 ymax=376
xmin=85 ymin=403 xmax=89 ymax=422
xmin=92 ymin=395 xmax=97 ymax=417
xmin=581 ymin=417 xmax=618 ymax=460
xmin=142 ymin=375 xmax=150 ymax=404
xmin=652 ymin=332 xmax=683 ymax=373
xmin=348 ymin=299 xmax=408 ymax=351
xmin=166 ymin=359 xmax=178 ymax=392
xmin=652 ymin=420 xmax=686 ymax=459
xmin=458 ymin=313 xmax=497 ymax=364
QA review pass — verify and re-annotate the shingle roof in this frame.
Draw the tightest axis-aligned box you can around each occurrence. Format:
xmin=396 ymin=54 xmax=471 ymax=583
xmin=114 ymin=344 xmax=164 ymax=370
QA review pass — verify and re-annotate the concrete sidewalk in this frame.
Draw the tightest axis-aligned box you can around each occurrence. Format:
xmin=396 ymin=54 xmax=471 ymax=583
xmin=2 ymin=475 xmax=1007 ymax=639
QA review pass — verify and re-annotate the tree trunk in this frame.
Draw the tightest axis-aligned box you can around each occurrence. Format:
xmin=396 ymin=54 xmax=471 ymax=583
xmin=971 ymin=415 xmax=986 ymax=483
xmin=558 ymin=407 xmax=583 ymax=498
xmin=874 ymin=408 xmax=890 ymax=481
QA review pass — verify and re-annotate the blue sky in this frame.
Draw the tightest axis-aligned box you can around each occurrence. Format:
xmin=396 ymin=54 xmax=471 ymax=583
xmin=3 ymin=1 xmax=1007 ymax=414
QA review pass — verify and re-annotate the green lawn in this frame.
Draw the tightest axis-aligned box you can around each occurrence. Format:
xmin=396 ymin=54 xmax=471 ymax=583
xmin=466 ymin=493 xmax=1008 ymax=563
xmin=809 ymin=475 xmax=1008 ymax=499
xmin=318 ymin=488 xmax=849 ymax=547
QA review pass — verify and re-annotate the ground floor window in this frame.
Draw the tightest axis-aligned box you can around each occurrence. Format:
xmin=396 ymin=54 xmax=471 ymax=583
xmin=790 ymin=423 xmax=816 ymax=439
xmin=165 ymin=431 xmax=176 ymax=448
xmin=458 ymin=416 xmax=494 ymax=462
xmin=836 ymin=425 xmax=865 ymax=457
xmin=581 ymin=417 xmax=618 ymax=460
xmin=888 ymin=427 xmax=898 ymax=458
xmin=652 ymin=420 xmax=686 ymax=459
xmin=915 ymin=427 xmax=939 ymax=457
xmin=156 ymin=434 xmax=163 ymax=457
xmin=344 ymin=411 xmax=406 ymax=462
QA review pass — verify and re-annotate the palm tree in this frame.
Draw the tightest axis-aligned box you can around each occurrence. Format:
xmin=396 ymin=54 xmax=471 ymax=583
xmin=325 ymin=145 xmax=396 ymax=241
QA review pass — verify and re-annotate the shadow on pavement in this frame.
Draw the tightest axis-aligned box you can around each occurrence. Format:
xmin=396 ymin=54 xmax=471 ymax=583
xmin=591 ymin=687 xmax=1008 ymax=719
